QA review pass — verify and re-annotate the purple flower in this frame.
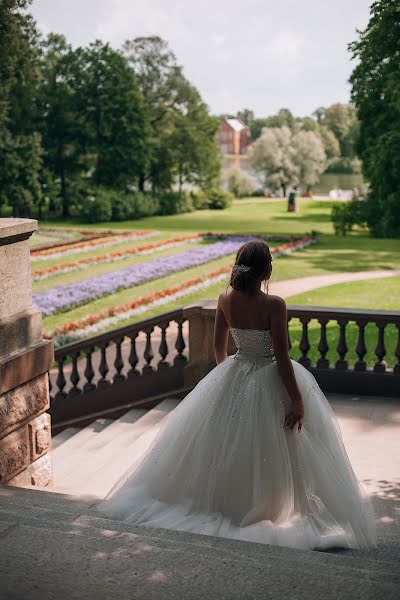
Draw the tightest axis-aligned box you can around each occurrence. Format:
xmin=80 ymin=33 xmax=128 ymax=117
xmin=33 ymin=237 xmax=255 ymax=316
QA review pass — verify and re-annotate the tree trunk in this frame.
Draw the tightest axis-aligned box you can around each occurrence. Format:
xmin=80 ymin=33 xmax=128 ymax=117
xmin=138 ymin=173 xmax=145 ymax=192
xmin=282 ymin=183 xmax=287 ymax=197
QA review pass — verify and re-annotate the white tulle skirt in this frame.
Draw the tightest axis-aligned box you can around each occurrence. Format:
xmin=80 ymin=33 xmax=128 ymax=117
xmin=97 ymin=355 xmax=377 ymax=550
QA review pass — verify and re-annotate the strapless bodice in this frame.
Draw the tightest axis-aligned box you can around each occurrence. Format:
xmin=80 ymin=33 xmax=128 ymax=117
xmin=230 ymin=327 xmax=276 ymax=366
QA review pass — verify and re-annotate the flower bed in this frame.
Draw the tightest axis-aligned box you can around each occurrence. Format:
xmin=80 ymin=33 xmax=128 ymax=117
xmin=31 ymin=230 xmax=159 ymax=261
xmin=33 ymin=237 xmax=259 ymax=316
xmin=45 ymin=235 xmax=316 ymax=346
xmin=32 ymin=233 xmax=203 ymax=281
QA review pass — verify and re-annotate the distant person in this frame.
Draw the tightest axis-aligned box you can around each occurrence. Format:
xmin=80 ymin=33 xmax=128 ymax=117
xmin=287 ymin=185 xmax=297 ymax=212
xmin=352 ymin=186 xmax=360 ymax=200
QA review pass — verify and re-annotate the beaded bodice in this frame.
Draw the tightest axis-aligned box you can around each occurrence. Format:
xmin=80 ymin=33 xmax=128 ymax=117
xmin=230 ymin=327 xmax=276 ymax=366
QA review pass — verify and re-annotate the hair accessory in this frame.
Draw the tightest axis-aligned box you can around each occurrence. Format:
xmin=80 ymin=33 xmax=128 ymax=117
xmin=232 ymin=264 xmax=250 ymax=274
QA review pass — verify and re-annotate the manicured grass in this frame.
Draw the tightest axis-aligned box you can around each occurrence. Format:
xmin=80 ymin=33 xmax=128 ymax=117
xmin=286 ymin=277 xmax=400 ymax=369
xmin=286 ymin=276 xmax=400 ymax=311
xmin=41 ymin=199 xmax=335 ymax=236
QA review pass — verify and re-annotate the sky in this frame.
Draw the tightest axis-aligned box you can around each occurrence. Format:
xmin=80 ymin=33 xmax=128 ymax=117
xmin=30 ymin=0 xmax=372 ymax=118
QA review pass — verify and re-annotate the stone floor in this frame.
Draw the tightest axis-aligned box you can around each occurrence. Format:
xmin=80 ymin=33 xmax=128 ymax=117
xmin=0 ymin=394 xmax=399 ymax=599
xmin=329 ymin=394 xmax=400 ymax=536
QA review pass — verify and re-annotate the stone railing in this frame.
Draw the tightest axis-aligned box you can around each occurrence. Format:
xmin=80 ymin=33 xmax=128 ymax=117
xmin=49 ymin=300 xmax=400 ymax=430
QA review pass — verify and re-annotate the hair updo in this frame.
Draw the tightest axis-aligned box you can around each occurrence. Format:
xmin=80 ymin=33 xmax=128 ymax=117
xmin=229 ymin=240 xmax=272 ymax=294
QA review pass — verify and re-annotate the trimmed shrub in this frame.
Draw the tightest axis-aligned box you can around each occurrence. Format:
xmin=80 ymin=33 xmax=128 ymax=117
xmin=206 ymin=188 xmax=233 ymax=210
xmin=331 ymin=200 xmax=368 ymax=235
xmin=190 ymin=189 xmax=209 ymax=210
xmin=81 ymin=190 xmax=112 ymax=223
xmin=158 ymin=192 xmax=194 ymax=215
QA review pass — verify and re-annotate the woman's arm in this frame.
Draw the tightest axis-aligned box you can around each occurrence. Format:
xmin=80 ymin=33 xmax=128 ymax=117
xmin=270 ymin=296 xmax=304 ymax=431
xmin=214 ymin=295 xmax=230 ymax=364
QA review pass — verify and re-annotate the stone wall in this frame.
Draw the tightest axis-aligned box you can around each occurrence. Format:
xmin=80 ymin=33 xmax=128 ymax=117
xmin=0 ymin=219 xmax=54 ymax=487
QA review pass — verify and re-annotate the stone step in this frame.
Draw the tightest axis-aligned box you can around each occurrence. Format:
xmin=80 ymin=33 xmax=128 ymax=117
xmin=3 ymin=497 xmax=398 ymax=576
xmin=51 ymin=410 xmax=147 ymax=487
xmin=54 ymin=398 xmax=179 ymax=496
xmin=0 ymin=517 xmax=398 ymax=600
xmin=50 ymin=427 xmax=80 ymax=450
xmin=49 ymin=418 xmax=113 ymax=468
xmin=76 ymin=408 xmax=148 ymax=453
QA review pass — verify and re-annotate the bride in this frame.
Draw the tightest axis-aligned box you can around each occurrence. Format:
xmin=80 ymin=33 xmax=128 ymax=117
xmin=97 ymin=240 xmax=376 ymax=550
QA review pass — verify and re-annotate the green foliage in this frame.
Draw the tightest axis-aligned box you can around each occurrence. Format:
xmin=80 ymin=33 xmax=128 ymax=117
xmin=158 ymin=192 xmax=194 ymax=216
xmin=110 ymin=192 xmax=160 ymax=221
xmin=123 ymin=36 xmax=220 ymax=194
xmin=331 ymin=200 xmax=368 ymax=235
xmin=206 ymin=188 xmax=233 ymax=210
xmin=189 ymin=189 xmax=209 ymax=210
xmin=81 ymin=190 xmax=112 ymax=223
xmin=349 ymin=0 xmax=400 ymax=238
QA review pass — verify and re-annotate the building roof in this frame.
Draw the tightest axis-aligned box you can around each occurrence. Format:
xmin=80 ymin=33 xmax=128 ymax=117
xmin=226 ymin=118 xmax=247 ymax=132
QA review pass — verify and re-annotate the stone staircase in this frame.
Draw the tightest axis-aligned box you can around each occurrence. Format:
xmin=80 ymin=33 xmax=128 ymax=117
xmin=0 ymin=484 xmax=398 ymax=600
xmin=48 ymin=398 xmax=180 ymax=498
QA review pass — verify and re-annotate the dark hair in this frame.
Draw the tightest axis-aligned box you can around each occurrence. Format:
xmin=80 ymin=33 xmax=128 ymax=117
xmin=229 ymin=240 xmax=272 ymax=294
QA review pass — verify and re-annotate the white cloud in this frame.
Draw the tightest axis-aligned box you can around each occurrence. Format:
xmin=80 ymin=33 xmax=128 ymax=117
xmin=30 ymin=0 xmax=371 ymax=117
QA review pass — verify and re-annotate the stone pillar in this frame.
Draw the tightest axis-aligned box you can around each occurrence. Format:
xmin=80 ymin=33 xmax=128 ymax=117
xmin=0 ymin=219 xmax=54 ymax=488
xmin=183 ymin=300 xmax=236 ymax=388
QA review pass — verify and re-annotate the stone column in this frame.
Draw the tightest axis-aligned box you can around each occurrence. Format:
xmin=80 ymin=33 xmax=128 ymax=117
xmin=0 ymin=218 xmax=54 ymax=487
xmin=183 ymin=300 xmax=236 ymax=388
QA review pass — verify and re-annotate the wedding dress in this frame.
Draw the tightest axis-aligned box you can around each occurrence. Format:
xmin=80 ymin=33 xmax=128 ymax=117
xmin=97 ymin=327 xmax=376 ymax=550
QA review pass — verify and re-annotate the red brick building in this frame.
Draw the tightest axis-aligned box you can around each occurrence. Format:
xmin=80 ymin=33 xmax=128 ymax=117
xmin=216 ymin=117 xmax=250 ymax=155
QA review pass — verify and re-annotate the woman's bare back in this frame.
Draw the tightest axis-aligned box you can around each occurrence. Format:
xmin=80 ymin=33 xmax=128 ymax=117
xmin=219 ymin=289 xmax=283 ymax=331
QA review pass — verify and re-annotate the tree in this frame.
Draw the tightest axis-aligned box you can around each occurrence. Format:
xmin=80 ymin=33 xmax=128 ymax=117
xmin=292 ymin=130 xmax=326 ymax=190
xmin=249 ymin=126 xmax=297 ymax=195
xmin=38 ymin=34 xmax=82 ymax=216
xmin=76 ymin=41 xmax=150 ymax=191
xmin=0 ymin=0 xmax=43 ymax=216
xmin=226 ymin=168 xmax=255 ymax=197
xmin=317 ymin=125 xmax=340 ymax=165
xmin=249 ymin=126 xmax=326 ymax=194
xmin=123 ymin=36 xmax=220 ymax=193
xmin=317 ymin=103 xmax=359 ymax=159
xmin=238 ymin=108 xmax=255 ymax=126
xmin=349 ymin=0 xmax=400 ymax=237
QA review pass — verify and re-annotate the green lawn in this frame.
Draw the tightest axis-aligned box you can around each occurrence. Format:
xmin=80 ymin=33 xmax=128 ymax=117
xmin=285 ymin=277 xmax=399 ymax=368
xmin=38 ymin=200 xmax=400 ymax=353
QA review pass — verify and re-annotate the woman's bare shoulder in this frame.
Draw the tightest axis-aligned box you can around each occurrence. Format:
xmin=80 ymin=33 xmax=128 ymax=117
xmin=266 ymin=294 xmax=287 ymax=311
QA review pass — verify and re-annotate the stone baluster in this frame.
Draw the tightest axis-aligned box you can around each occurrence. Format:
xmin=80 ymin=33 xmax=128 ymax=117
xmin=128 ymin=333 xmax=140 ymax=377
xmin=83 ymin=348 xmax=96 ymax=392
xmin=335 ymin=319 xmax=348 ymax=370
xmin=373 ymin=322 xmax=387 ymax=373
xmin=0 ymin=218 xmax=53 ymax=488
xmin=158 ymin=323 xmax=170 ymax=369
xmin=174 ymin=319 xmax=187 ymax=365
xmin=298 ymin=317 xmax=311 ymax=368
xmin=316 ymin=319 xmax=329 ymax=369
xmin=143 ymin=328 xmax=154 ymax=374
xmin=98 ymin=342 xmax=110 ymax=389
xmin=54 ymin=356 xmax=67 ymax=401
xmin=354 ymin=320 xmax=367 ymax=372
xmin=68 ymin=351 xmax=82 ymax=397
xmin=113 ymin=337 xmax=126 ymax=383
